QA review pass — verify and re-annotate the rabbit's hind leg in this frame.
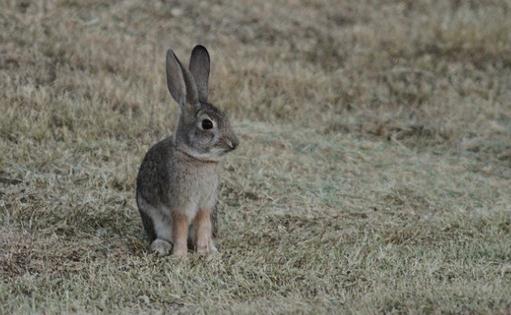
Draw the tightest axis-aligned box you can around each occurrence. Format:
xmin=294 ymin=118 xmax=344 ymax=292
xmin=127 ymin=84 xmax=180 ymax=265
xmin=150 ymin=209 xmax=173 ymax=256
xmin=150 ymin=239 xmax=172 ymax=256
xmin=138 ymin=196 xmax=173 ymax=256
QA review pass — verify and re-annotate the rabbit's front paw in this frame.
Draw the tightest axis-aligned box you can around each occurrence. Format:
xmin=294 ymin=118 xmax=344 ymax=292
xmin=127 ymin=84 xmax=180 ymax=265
xmin=196 ymin=240 xmax=209 ymax=255
xmin=197 ymin=238 xmax=217 ymax=255
xmin=172 ymin=244 xmax=188 ymax=257
xmin=150 ymin=239 xmax=172 ymax=256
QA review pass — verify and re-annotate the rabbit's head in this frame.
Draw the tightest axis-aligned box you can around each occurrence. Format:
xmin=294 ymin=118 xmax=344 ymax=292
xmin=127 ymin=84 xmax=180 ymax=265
xmin=165 ymin=45 xmax=239 ymax=162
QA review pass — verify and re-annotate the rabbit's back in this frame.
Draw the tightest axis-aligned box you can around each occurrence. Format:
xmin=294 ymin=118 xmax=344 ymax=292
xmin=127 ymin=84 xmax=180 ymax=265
xmin=136 ymin=137 xmax=175 ymax=206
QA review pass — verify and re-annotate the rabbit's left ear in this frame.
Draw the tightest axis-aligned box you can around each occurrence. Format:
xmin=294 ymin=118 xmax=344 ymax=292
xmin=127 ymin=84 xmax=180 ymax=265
xmin=166 ymin=49 xmax=199 ymax=112
xmin=189 ymin=45 xmax=210 ymax=103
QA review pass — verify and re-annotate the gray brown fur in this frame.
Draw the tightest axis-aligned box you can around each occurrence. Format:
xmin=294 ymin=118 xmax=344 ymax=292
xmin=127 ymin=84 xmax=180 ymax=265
xmin=136 ymin=45 xmax=238 ymax=256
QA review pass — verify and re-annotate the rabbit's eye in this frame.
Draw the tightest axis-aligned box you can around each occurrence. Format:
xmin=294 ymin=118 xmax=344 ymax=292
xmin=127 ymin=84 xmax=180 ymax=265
xmin=201 ymin=119 xmax=214 ymax=130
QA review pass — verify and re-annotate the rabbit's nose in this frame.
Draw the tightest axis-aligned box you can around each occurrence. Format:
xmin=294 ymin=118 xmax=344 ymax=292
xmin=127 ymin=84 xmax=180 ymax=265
xmin=226 ymin=137 xmax=239 ymax=150
xmin=230 ymin=136 xmax=239 ymax=150
xmin=226 ymin=140 xmax=236 ymax=150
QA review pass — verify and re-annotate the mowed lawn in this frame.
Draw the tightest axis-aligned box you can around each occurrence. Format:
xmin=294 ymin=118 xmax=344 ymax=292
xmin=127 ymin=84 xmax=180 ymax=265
xmin=1 ymin=0 xmax=511 ymax=314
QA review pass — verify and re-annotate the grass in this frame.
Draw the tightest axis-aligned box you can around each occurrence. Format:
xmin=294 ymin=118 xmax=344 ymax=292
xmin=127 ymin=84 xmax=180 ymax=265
xmin=1 ymin=0 xmax=511 ymax=313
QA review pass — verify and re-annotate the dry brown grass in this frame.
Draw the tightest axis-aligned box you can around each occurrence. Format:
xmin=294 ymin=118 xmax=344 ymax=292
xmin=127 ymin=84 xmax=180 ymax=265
xmin=1 ymin=0 xmax=511 ymax=313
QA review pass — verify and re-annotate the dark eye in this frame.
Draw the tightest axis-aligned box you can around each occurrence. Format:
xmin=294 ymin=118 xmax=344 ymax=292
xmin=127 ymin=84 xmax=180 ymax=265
xmin=201 ymin=119 xmax=213 ymax=130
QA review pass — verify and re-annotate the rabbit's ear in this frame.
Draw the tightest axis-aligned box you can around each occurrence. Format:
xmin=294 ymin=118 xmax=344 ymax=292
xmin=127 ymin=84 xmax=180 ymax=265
xmin=166 ymin=49 xmax=199 ymax=111
xmin=189 ymin=45 xmax=210 ymax=103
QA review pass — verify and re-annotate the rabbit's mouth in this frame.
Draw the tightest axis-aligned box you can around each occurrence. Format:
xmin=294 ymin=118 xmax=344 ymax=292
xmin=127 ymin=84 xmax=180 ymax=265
xmin=213 ymin=144 xmax=236 ymax=156
xmin=210 ymin=146 xmax=233 ymax=156
xmin=219 ymin=136 xmax=239 ymax=152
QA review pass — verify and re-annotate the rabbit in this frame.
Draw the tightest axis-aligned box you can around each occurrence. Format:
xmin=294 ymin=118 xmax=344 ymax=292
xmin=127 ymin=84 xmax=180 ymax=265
xmin=136 ymin=45 xmax=239 ymax=257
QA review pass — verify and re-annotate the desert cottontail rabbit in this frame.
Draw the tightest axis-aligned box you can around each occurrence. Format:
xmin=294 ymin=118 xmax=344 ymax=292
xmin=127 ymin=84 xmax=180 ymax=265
xmin=136 ymin=45 xmax=239 ymax=256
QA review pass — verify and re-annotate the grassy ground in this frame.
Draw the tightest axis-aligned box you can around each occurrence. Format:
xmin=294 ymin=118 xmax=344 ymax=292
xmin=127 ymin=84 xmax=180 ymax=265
xmin=1 ymin=0 xmax=511 ymax=313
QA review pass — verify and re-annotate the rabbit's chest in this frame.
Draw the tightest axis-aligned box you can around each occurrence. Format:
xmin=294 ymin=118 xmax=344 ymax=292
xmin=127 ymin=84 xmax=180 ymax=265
xmin=189 ymin=169 xmax=219 ymax=206
xmin=173 ymin=164 xmax=219 ymax=214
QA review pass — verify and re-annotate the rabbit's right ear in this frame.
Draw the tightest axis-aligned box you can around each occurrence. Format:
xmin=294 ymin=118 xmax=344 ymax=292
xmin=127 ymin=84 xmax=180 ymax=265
xmin=166 ymin=49 xmax=199 ymax=112
xmin=189 ymin=45 xmax=210 ymax=103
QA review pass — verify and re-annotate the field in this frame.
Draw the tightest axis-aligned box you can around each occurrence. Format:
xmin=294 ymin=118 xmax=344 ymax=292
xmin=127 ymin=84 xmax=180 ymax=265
xmin=1 ymin=0 xmax=511 ymax=313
